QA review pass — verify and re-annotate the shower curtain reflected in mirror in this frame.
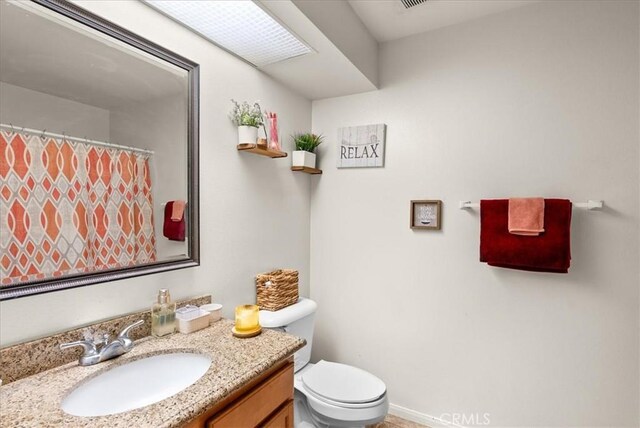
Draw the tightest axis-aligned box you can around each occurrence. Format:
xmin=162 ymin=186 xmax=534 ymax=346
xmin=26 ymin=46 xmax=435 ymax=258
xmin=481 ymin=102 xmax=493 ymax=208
xmin=0 ymin=129 xmax=156 ymax=286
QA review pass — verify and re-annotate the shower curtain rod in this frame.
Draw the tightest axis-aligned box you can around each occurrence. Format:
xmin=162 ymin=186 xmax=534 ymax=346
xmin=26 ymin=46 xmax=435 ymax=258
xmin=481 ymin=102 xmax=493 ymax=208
xmin=0 ymin=123 xmax=154 ymax=156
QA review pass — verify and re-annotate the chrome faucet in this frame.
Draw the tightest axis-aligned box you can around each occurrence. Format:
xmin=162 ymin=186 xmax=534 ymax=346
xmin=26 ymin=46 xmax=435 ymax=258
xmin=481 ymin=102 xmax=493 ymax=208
xmin=60 ymin=320 xmax=144 ymax=366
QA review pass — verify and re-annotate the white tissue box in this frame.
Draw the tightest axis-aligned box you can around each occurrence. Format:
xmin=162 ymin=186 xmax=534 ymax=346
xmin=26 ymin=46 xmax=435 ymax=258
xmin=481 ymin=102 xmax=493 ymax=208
xmin=200 ymin=303 xmax=223 ymax=323
xmin=176 ymin=305 xmax=210 ymax=334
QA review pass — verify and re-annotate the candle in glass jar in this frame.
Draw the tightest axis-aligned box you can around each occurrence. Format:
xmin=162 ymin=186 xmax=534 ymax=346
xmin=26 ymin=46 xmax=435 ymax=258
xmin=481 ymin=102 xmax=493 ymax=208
xmin=235 ymin=305 xmax=259 ymax=332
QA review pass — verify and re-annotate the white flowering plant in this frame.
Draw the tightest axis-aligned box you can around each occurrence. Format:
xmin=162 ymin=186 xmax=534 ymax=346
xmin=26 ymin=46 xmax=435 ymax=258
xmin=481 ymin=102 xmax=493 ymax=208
xmin=229 ymin=99 xmax=264 ymax=128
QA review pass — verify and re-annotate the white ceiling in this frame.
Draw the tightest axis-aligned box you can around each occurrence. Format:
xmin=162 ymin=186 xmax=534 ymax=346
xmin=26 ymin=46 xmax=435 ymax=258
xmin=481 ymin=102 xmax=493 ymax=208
xmin=0 ymin=1 xmax=187 ymax=110
xmin=348 ymin=0 xmax=538 ymax=42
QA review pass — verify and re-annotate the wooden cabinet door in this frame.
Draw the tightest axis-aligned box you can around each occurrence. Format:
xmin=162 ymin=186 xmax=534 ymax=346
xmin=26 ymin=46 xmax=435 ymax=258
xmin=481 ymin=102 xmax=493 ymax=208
xmin=207 ymin=364 xmax=293 ymax=428
xmin=262 ymin=400 xmax=294 ymax=428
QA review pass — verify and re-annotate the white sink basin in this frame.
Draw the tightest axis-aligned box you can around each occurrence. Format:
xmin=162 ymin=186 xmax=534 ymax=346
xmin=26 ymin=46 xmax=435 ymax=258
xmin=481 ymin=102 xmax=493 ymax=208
xmin=61 ymin=352 xmax=212 ymax=417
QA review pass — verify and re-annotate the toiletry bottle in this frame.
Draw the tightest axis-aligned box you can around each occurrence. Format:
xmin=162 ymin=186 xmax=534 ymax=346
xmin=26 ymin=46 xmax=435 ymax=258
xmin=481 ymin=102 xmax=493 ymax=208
xmin=152 ymin=289 xmax=176 ymax=337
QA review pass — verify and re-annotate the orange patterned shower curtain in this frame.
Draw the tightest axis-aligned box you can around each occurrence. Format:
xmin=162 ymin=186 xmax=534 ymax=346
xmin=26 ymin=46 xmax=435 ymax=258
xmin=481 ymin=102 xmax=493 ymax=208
xmin=0 ymin=130 xmax=156 ymax=286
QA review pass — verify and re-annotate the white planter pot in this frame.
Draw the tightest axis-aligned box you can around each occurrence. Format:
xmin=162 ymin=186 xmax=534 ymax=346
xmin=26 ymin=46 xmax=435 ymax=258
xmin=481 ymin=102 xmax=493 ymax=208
xmin=238 ymin=126 xmax=258 ymax=145
xmin=292 ymin=151 xmax=316 ymax=168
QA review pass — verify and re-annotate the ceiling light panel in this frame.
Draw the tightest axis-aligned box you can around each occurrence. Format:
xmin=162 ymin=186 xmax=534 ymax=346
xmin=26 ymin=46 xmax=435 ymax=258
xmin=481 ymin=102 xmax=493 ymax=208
xmin=143 ymin=0 xmax=311 ymax=67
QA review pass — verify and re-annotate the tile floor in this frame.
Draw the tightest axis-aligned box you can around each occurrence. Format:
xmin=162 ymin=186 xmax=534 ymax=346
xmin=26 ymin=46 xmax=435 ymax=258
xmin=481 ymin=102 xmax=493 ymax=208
xmin=370 ymin=414 xmax=429 ymax=428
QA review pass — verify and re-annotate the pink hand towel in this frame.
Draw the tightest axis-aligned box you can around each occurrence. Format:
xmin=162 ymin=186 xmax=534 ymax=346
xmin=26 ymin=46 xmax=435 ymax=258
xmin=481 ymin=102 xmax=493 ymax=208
xmin=508 ymin=198 xmax=545 ymax=236
xmin=171 ymin=200 xmax=186 ymax=222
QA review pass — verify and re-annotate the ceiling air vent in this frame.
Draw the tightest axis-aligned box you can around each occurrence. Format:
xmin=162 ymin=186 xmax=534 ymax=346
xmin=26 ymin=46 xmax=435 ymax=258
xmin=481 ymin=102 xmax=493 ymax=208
xmin=400 ymin=0 xmax=429 ymax=9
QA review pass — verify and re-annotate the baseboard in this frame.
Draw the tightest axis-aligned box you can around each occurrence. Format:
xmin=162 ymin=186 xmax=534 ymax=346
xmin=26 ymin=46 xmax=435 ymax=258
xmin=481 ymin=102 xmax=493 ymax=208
xmin=388 ymin=403 xmax=466 ymax=428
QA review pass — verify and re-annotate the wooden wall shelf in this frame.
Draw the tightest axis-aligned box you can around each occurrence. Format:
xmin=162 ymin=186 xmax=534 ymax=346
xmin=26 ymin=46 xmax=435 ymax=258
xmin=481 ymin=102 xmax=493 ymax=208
xmin=237 ymin=144 xmax=287 ymax=158
xmin=291 ymin=166 xmax=322 ymax=175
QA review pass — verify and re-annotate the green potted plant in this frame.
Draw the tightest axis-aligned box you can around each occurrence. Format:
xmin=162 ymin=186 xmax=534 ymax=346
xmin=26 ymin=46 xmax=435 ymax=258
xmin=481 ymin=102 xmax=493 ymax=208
xmin=229 ymin=99 xmax=264 ymax=145
xmin=292 ymin=133 xmax=323 ymax=168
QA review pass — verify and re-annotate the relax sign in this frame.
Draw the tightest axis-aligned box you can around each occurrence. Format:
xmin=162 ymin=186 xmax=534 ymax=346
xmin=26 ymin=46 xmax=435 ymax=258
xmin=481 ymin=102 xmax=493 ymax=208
xmin=337 ymin=124 xmax=386 ymax=168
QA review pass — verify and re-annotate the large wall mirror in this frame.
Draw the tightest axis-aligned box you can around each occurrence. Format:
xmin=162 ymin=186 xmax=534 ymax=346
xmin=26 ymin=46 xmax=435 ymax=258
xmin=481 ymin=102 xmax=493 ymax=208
xmin=0 ymin=0 xmax=199 ymax=300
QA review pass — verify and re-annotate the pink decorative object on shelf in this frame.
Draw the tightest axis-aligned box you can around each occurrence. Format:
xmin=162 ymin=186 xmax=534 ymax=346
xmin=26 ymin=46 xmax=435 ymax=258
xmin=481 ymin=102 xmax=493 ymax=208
xmin=266 ymin=111 xmax=280 ymax=151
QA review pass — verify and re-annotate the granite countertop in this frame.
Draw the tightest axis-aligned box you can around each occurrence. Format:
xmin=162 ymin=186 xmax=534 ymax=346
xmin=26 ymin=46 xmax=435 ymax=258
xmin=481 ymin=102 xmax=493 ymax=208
xmin=0 ymin=319 xmax=305 ymax=428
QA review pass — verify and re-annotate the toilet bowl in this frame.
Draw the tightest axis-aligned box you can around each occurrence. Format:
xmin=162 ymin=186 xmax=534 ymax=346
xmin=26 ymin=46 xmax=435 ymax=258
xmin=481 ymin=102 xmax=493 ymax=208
xmin=260 ymin=298 xmax=388 ymax=427
xmin=295 ymin=361 xmax=388 ymax=427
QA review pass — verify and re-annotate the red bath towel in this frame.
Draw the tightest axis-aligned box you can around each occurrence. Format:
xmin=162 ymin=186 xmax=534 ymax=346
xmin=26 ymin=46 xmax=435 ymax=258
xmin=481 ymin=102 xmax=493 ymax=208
xmin=163 ymin=201 xmax=185 ymax=241
xmin=480 ymin=199 xmax=572 ymax=273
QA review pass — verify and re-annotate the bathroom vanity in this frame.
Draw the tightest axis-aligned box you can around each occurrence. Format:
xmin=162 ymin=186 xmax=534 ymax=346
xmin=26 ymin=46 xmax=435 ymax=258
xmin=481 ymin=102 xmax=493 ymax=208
xmin=0 ymin=319 xmax=303 ymax=427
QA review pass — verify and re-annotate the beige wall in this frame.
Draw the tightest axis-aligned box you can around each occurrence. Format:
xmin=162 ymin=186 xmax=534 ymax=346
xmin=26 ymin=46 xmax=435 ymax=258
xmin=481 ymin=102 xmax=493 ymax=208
xmin=0 ymin=82 xmax=110 ymax=140
xmin=0 ymin=0 xmax=312 ymax=346
xmin=310 ymin=1 xmax=639 ymax=427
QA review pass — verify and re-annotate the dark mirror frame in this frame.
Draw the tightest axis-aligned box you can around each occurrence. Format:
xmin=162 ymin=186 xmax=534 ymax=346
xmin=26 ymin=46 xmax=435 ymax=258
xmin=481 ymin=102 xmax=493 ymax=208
xmin=0 ymin=0 xmax=200 ymax=300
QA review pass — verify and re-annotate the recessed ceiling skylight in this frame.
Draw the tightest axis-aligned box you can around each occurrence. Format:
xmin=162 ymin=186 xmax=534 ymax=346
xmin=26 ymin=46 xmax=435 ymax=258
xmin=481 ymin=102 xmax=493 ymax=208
xmin=142 ymin=0 xmax=312 ymax=67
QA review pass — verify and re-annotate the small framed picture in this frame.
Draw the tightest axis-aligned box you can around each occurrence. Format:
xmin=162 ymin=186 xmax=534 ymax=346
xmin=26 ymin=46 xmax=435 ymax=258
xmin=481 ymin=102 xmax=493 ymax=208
xmin=410 ymin=200 xmax=442 ymax=230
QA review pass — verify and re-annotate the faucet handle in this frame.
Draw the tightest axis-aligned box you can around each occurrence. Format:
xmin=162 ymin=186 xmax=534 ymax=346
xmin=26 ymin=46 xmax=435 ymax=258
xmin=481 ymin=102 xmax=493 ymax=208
xmin=59 ymin=339 xmax=98 ymax=356
xmin=117 ymin=320 xmax=144 ymax=347
xmin=99 ymin=333 xmax=110 ymax=345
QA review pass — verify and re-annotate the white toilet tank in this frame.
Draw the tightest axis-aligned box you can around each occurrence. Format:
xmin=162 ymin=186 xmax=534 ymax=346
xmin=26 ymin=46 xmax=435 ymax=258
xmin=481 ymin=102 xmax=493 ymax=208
xmin=259 ymin=298 xmax=318 ymax=372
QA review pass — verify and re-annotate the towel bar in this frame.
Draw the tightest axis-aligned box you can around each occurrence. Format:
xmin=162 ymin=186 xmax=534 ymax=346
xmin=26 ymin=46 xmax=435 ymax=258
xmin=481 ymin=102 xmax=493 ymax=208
xmin=459 ymin=200 xmax=604 ymax=210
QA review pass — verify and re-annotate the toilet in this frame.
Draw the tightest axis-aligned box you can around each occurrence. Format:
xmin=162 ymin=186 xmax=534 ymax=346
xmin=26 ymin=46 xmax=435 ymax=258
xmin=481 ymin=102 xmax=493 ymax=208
xmin=259 ymin=298 xmax=389 ymax=427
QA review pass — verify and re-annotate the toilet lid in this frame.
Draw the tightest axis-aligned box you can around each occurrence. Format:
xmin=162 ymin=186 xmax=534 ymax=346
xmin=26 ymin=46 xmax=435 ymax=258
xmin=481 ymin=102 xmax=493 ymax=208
xmin=301 ymin=360 xmax=386 ymax=404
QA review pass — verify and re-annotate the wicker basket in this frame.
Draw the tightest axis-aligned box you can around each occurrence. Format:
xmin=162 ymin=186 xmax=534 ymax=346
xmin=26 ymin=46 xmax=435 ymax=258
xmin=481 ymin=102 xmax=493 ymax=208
xmin=256 ymin=269 xmax=299 ymax=311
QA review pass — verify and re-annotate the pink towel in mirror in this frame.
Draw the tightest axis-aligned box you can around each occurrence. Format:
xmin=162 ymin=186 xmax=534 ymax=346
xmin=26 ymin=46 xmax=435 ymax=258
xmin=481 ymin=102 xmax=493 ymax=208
xmin=171 ymin=200 xmax=186 ymax=222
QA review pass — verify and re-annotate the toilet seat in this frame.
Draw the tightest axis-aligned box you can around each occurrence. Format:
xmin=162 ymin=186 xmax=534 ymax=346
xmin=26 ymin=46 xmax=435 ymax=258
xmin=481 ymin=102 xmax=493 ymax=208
xmin=303 ymin=386 xmax=388 ymax=410
xmin=301 ymin=360 xmax=387 ymax=407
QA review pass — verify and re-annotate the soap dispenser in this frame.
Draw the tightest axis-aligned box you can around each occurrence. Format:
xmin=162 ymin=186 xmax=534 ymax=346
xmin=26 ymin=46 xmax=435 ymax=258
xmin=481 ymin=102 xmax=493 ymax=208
xmin=152 ymin=289 xmax=176 ymax=337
